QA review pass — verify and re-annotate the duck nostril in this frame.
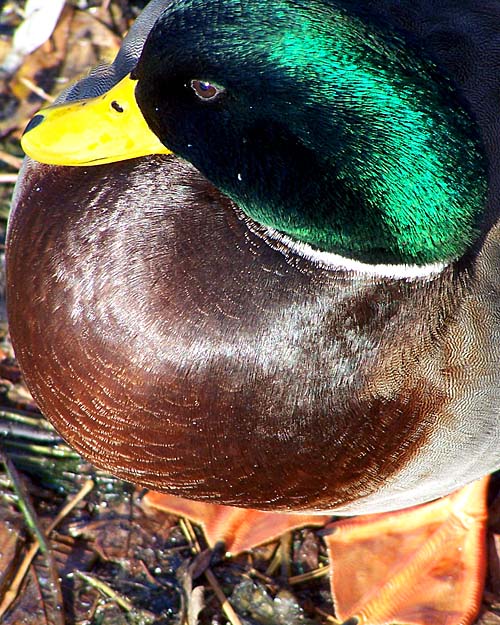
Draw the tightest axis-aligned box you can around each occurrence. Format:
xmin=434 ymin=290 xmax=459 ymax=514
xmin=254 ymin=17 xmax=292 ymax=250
xmin=23 ymin=114 xmax=45 ymax=135
xmin=111 ymin=101 xmax=124 ymax=113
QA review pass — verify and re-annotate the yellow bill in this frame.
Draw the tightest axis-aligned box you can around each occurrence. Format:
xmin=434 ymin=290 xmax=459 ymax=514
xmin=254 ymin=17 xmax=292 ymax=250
xmin=21 ymin=74 xmax=171 ymax=166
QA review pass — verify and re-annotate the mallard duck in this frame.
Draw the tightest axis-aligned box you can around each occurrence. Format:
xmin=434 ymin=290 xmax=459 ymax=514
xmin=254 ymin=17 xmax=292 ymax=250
xmin=8 ymin=0 xmax=500 ymax=623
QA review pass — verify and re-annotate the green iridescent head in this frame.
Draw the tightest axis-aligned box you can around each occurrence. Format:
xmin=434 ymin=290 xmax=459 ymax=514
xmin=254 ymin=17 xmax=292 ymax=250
xmin=133 ymin=0 xmax=487 ymax=266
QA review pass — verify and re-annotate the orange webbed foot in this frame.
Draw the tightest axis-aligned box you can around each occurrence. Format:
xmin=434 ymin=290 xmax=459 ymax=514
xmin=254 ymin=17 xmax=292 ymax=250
xmin=143 ymin=491 xmax=331 ymax=554
xmin=144 ymin=478 xmax=489 ymax=625
xmin=324 ymin=477 xmax=489 ymax=625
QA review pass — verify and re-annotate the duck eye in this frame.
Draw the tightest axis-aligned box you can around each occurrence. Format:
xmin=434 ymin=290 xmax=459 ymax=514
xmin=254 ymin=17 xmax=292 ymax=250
xmin=190 ymin=79 xmax=225 ymax=101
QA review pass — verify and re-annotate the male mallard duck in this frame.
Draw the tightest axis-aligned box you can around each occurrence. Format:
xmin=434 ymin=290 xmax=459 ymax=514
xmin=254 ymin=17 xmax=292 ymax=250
xmin=8 ymin=0 xmax=500 ymax=623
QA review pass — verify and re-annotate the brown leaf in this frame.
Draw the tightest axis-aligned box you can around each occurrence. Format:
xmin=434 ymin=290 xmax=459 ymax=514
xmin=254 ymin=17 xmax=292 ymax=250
xmin=177 ymin=560 xmax=205 ymax=625
xmin=0 ymin=502 xmax=26 ymax=599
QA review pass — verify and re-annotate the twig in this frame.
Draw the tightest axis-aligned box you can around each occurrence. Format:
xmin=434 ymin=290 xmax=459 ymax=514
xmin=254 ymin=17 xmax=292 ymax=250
xmin=74 ymin=571 xmax=134 ymax=612
xmin=0 ymin=173 xmax=18 ymax=184
xmin=19 ymin=77 xmax=55 ymax=103
xmin=265 ymin=543 xmax=282 ymax=576
xmin=247 ymin=567 xmax=275 ymax=585
xmin=0 ymin=420 xmax=63 ymax=443
xmin=0 ymin=150 xmax=23 ymax=170
xmin=288 ymin=565 xmax=329 ymax=585
xmin=179 ymin=516 xmax=198 ymax=547
xmin=0 ymin=407 xmax=59 ymax=430
xmin=314 ymin=606 xmax=343 ymax=624
xmin=280 ymin=532 xmax=291 ymax=579
xmin=2 ymin=452 xmax=53 ymax=555
xmin=0 ymin=477 xmax=94 ymax=620
xmin=179 ymin=517 xmax=244 ymax=625
xmin=205 ymin=569 xmax=241 ymax=623
xmin=5 ymin=440 xmax=80 ymax=458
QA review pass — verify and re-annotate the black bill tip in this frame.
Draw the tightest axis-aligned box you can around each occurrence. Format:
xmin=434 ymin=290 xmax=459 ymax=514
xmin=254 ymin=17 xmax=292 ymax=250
xmin=23 ymin=114 xmax=44 ymax=136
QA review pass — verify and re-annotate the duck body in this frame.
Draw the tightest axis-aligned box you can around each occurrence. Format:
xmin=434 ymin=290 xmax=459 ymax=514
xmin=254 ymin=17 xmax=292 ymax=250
xmin=8 ymin=2 xmax=500 ymax=623
xmin=7 ymin=0 xmax=500 ymax=517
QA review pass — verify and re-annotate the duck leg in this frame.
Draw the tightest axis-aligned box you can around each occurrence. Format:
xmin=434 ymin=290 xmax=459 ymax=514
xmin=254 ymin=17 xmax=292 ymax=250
xmin=324 ymin=476 xmax=489 ymax=625
xmin=143 ymin=492 xmax=331 ymax=554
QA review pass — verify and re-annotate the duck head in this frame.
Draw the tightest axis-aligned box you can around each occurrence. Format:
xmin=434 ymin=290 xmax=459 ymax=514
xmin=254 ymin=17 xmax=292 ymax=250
xmin=23 ymin=0 xmax=488 ymax=268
